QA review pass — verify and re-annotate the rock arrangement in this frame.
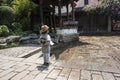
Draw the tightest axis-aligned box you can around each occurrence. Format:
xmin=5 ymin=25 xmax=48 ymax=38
xmin=20 ymin=33 xmax=39 ymax=44
xmin=0 ymin=36 xmax=21 ymax=48
xmin=0 ymin=33 xmax=39 ymax=49
xmin=0 ymin=31 xmax=79 ymax=49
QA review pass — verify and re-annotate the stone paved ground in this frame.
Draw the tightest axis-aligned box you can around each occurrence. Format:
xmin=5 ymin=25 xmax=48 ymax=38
xmin=0 ymin=44 xmax=40 ymax=57
xmin=0 ymin=36 xmax=120 ymax=80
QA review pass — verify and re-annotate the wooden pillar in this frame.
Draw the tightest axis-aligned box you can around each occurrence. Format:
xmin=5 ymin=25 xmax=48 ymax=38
xmin=58 ymin=0 xmax=62 ymax=28
xmin=30 ymin=13 xmax=33 ymax=30
xmin=71 ymin=0 xmax=75 ymax=21
xmin=39 ymin=0 xmax=43 ymax=27
xmin=66 ymin=4 xmax=69 ymax=21
xmin=50 ymin=12 xmax=53 ymax=32
xmin=88 ymin=14 xmax=91 ymax=32
xmin=52 ymin=5 xmax=56 ymax=32
xmin=108 ymin=15 xmax=112 ymax=32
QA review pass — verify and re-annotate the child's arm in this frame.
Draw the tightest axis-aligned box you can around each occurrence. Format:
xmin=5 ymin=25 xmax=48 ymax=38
xmin=44 ymin=35 xmax=51 ymax=46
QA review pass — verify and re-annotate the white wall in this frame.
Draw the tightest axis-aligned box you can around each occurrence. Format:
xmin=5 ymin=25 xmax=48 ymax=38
xmin=76 ymin=0 xmax=99 ymax=7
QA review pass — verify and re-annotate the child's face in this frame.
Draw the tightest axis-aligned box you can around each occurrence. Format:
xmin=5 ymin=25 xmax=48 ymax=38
xmin=41 ymin=30 xmax=49 ymax=34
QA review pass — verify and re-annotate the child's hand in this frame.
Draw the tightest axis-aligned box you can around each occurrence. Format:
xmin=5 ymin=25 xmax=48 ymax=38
xmin=44 ymin=41 xmax=50 ymax=46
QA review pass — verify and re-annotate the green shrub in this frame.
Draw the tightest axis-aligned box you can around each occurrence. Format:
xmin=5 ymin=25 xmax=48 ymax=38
xmin=0 ymin=25 xmax=9 ymax=36
xmin=10 ymin=22 xmax=23 ymax=35
xmin=8 ymin=42 xmax=20 ymax=48
xmin=0 ymin=6 xmax=15 ymax=26
xmin=11 ymin=22 xmax=22 ymax=31
xmin=11 ymin=0 xmax=37 ymax=30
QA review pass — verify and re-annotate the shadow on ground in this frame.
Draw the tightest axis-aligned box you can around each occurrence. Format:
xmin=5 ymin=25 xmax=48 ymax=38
xmin=79 ymin=32 xmax=120 ymax=36
xmin=51 ymin=40 xmax=92 ymax=60
xmin=37 ymin=65 xmax=49 ymax=71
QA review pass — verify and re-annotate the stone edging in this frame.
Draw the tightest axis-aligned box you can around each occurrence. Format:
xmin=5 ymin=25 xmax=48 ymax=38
xmin=18 ymin=47 xmax=41 ymax=58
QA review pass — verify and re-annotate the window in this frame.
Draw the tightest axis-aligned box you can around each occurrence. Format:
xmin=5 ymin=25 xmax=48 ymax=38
xmin=84 ymin=0 xmax=88 ymax=5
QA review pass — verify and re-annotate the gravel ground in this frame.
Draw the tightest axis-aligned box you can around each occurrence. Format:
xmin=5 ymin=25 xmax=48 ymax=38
xmin=53 ymin=36 xmax=120 ymax=61
xmin=0 ymin=44 xmax=40 ymax=57
xmin=51 ymin=36 xmax=120 ymax=71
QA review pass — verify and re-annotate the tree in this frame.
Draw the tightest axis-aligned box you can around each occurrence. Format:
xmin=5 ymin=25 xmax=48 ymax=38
xmin=0 ymin=6 xmax=15 ymax=26
xmin=101 ymin=0 xmax=120 ymax=15
xmin=83 ymin=0 xmax=120 ymax=15
xmin=0 ymin=0 xmax=13 ymax=6
xmin=11 ymin=0 xmax=37 ymax=30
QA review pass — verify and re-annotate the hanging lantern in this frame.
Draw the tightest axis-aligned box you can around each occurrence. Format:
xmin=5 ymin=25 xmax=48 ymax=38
xmin=71 ymin=1 xmax=77 ymax=8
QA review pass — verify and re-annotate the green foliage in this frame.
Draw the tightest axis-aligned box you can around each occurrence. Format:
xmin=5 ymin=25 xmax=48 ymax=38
xmin=101 ymin=0 xmax=120 ymax=15
xmin=10 ymin=22 xmax=24 ymax=36
xmin=83 ymin=0 xmax=120 ymax=15
xmin=11 ymin=22 xmax=22 ymax=31
xmin=0 ymin=25 xmax=9 ymax=36
xmin=101 ymin=0 xmax=120 ymax=4
xmin=0 ymin=6 xmax=15 ymax=26
xmin=0 ymin=42 xmax=20 ymax=49
xmin=0 ymin=0 xmax=13 ymax=6
xmin=11 ymin=0 xmax=37 ymax=30
xmin=10 ymin=22 xmax=32 ymax=36
xmin=8 ymin=42 xmax=20 ymax=48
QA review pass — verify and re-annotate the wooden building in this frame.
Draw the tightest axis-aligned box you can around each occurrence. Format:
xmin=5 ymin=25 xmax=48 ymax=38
xmin=75 ymin=8 xmax=108 ymax=33
xmin=74 ymin=0 xmax=120 ymax=33
xmin=73 ymin=0 xmax=109 ymax=33
xmin=30 ymin=0 xmax=78 ymax=33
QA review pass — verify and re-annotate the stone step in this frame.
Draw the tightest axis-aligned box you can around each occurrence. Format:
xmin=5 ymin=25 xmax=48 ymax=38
xmin=18 ymin=47 xmax=41 ymax=58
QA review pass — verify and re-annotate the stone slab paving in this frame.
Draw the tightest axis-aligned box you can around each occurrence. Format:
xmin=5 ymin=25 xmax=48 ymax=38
xmin=0 ymin=36 xmax=120 ymax=80
xmin=0 ymin=44 xmax=40 ymax=58
xmin=0 ymin=52 xmax=119 ymax=80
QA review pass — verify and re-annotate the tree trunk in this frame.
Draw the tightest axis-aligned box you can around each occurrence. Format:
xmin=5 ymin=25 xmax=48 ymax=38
xmin=53 ymin=6 xmax=56 ymax=32
xmin=71 ymin=0 xmax=75 ymax=21
xmin=58 ymin=0 xmax=62 ymax=28
xmin=39 ymin=2 xmax=43 ymax=26
xmin=66 ymin=4 xmax=69 ymax=21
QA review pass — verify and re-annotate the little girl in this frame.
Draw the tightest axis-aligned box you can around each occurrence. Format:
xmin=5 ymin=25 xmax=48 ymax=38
xmin=39 ymin=25 xmax=54 ymax=66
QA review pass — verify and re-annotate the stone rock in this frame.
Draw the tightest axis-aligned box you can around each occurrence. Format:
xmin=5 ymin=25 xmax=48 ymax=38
xmin=0 ymin=38 xmax=6 ymax=44
xmin=20 ymin=33 xmax=38 ymax=43
xmin=6 ymin=36 xmax=21 ymax=43
xmin=21 ymin=40 xmax=31 ymax=44
xmin=0 ymin=43 xmax=7 ymax=48
xmin=29 ymin=33 xmax=38 ymax=39
xmin=19 ymin=36 xmax=31 ymax=42
xmin=30 ymin=39 xmax=40 ymax=44
xmin=20 ymin=35 xmax=39 ymax=44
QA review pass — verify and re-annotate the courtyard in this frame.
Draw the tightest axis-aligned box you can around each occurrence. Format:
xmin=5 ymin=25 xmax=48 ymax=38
xmin=0 ymin=36 xmax=120 ymax=80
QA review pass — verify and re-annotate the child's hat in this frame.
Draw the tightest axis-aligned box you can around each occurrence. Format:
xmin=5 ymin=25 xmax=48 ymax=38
xmin=41 ymin=25 xmax=49 ymax=32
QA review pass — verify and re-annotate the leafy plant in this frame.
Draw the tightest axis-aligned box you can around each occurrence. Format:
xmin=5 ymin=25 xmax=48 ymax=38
xmin=83 ymin=0 xmax=120 ymax=15
xmin=11 ymin=22 xmax=22 ymax=31
xmin=0 ymin=0 xmax=13 ymax=6
xmin=0 ymin=6 xmax=15 ymax=26
xmin=11 ymin=0 xmax=37 ymax=30
xmin=7 ymin=42 xmax=20 ymax=48
xmin=0 ymin=25 xmax=9 ymax=36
